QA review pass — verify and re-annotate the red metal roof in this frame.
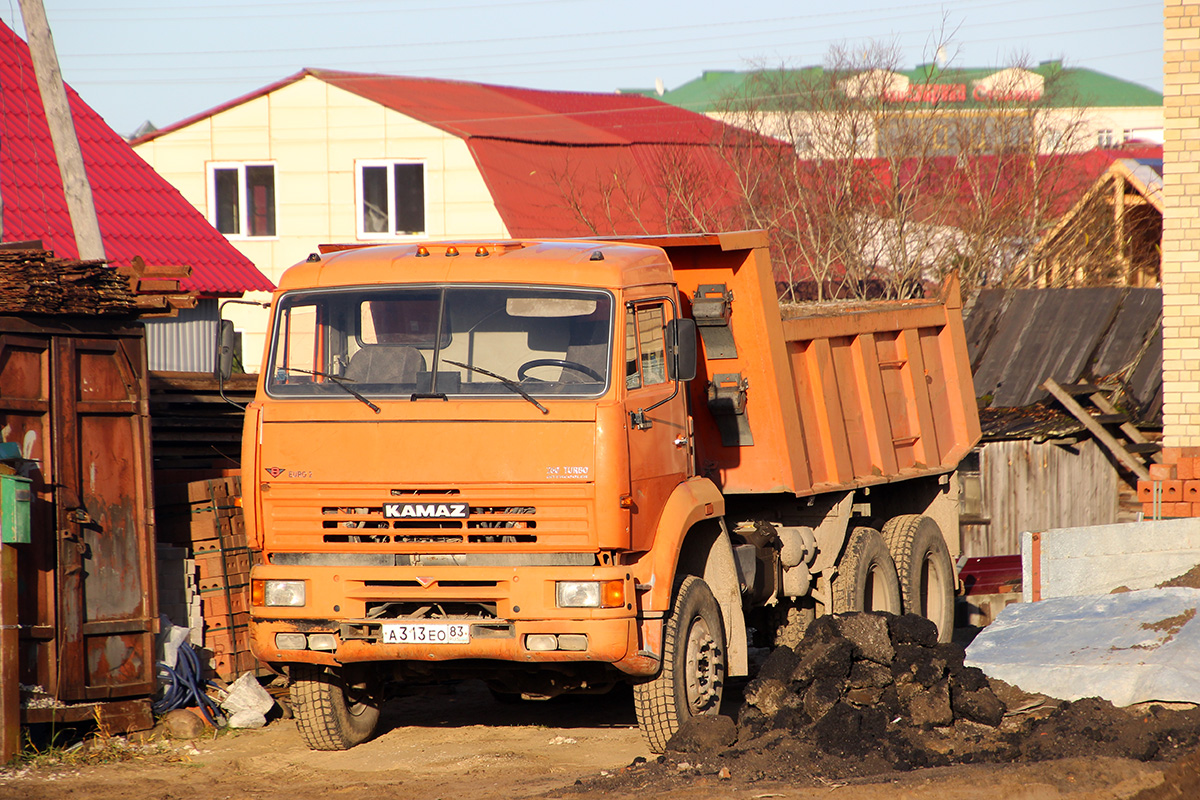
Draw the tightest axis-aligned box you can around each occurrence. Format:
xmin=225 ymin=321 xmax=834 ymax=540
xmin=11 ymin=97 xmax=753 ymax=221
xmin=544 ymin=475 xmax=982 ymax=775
xmin=0 ymin=22 xmax=273 ymax=295
xmin=314 ymin=70 xmax=746 ymax=236
xmin=137 ymin=68 xmax=749 ymax=238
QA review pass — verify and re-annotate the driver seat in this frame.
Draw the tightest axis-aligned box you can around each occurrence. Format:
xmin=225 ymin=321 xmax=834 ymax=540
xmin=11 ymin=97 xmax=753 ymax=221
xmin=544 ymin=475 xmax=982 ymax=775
xmin=344 ymin=345 xmax=426 ymax=384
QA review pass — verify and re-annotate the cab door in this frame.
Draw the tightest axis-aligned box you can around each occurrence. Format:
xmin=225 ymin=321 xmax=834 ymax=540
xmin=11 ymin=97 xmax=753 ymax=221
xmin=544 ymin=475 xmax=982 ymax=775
xmin=623 ymin=296 xmax=690 ymax=551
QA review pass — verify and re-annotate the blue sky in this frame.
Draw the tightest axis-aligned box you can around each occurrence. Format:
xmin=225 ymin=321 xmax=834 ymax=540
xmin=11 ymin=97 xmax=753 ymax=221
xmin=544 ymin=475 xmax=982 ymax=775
xmin=0 ymin=0 xmax=1164 ymax=137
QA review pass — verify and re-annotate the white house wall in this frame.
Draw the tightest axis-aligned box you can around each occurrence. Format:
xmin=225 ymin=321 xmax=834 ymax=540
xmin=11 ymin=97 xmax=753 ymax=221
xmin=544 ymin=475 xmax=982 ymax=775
xmin=135 ymin=74 xmax=509 ymax=371
xmin=708 ymin=105 xmax=1163 ymax=156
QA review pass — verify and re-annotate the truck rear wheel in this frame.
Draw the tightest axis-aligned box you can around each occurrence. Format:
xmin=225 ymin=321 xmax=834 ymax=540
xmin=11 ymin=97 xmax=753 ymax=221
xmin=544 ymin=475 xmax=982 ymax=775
xmin=291 ymin=664 xmax=381 ymax=750
xmin=832 ymin=527 xmax=901 ymax=615
xmin=882 ymin=514 xmax=956 ymax=642
xmin=634 ymin=575 xmax=726 ymax=753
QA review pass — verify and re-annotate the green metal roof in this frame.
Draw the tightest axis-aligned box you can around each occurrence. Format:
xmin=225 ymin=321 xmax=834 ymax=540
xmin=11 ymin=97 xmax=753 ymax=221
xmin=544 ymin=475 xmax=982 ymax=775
xmin=625 ymin=62 xmax=1162 ymax=113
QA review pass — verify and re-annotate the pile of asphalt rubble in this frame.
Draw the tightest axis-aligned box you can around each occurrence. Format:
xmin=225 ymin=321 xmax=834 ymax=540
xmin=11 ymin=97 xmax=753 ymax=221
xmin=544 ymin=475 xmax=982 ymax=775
xmin=606 ymin=612 xmax=1200 ymax=786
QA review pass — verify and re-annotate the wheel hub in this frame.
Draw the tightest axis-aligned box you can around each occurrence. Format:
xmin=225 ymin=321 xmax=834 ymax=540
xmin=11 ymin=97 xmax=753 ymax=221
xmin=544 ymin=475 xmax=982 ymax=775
xmin=684 ymin=617 xmax=722 ymax=714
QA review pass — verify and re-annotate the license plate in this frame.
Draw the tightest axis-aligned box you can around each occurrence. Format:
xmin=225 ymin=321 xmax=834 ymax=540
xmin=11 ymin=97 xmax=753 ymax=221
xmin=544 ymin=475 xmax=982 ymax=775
xmin=381 ymin=622 xmax=470 ymax=644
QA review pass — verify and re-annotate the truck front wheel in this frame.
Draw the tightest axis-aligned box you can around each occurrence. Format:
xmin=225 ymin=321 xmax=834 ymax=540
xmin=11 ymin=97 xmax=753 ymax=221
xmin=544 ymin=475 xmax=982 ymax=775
xmin=291 ymin=664 xmax=381 ymax=750
xmin=832 ymin=527 xmax=902 ymax=615
xmin=634 ymin=575 xmax=726 ymax=753
xmin=882 ymin=514 xmax=956 ymax=642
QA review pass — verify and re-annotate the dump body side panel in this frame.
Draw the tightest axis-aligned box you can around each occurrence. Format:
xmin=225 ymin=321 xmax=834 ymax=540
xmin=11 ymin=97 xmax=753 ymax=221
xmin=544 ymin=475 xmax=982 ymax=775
xmin=625 ymin=232 xmax=981 ymax=497
xmin=779 ymin=277 xmax=981 ymax=491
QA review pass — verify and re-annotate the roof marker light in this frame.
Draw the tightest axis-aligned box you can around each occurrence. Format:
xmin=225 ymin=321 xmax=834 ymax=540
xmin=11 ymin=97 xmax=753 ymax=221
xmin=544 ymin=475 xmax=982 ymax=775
xmin=475 ymin=246 xmax=490 ymax=257
xmin=416 ymin=246 xmax=430 ymax=257
xmin=590 ymin=250 xmax=605 ymax=261
xmin=446 ymin=246 xmax=460 ymax=257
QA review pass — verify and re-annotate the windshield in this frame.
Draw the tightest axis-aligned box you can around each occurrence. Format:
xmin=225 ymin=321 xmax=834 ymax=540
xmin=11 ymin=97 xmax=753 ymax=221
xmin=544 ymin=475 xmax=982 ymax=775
xmin=265 ymin=286 xmax=613 ymax=400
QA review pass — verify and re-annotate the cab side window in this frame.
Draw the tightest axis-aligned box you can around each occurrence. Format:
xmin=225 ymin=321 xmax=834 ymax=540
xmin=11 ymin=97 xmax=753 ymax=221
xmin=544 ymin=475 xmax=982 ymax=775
xmin=625 ymin=303 xmax=667 ymax=390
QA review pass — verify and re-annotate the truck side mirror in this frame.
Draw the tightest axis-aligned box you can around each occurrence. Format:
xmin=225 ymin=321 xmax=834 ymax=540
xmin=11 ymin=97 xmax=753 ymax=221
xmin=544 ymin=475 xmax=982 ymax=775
xmin=216 ymin=319 xmax=237 ymax=382
xmin=666 ymin=318 xmax=697 ymax=382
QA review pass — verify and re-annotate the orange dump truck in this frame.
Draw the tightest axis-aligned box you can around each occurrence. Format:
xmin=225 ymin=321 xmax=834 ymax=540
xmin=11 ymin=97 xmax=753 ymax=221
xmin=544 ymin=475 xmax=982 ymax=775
xmin=234 ymin=230 xmax=981 ymax=751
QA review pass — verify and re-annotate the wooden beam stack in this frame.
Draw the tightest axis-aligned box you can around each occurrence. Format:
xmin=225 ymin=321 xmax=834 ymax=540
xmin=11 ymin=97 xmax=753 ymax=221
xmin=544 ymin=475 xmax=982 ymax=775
xmin=116 ymin=255 xmax=197 ymax=316
xmin=0 ymin=246 xmax=197 ymax=317
xmin=0 ymin=249 xmax=134 ymax=315
xmin=156 ymin=474 xmax=258 ymax=678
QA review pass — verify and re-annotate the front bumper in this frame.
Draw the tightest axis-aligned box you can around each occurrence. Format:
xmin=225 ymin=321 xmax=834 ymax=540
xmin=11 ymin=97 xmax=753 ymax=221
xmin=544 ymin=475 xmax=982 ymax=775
xmin=247 ymin=562 xmax=660 ymax=676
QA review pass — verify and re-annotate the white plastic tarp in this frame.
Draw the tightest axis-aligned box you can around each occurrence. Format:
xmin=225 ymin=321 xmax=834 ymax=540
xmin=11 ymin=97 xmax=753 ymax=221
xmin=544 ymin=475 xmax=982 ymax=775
xmin=964 ymin=587 xmax=1200 ymax=707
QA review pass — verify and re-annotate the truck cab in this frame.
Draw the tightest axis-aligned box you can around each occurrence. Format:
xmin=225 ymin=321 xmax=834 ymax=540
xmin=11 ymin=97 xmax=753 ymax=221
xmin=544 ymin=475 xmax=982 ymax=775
xmin=244 ymin=239 xmax=719 ymax=749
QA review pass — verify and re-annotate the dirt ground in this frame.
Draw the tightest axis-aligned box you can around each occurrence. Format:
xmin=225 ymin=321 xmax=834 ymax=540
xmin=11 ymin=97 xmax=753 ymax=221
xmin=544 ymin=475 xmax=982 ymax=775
xmin=9 ymin=599 xmax=1200 ymax=800
xmin=0 ymin=676 xmax=1194 ymax=800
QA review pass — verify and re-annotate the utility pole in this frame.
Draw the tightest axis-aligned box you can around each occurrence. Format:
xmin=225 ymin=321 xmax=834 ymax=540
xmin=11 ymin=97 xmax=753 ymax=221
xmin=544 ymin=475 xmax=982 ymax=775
xmin=18 ymin=0 xmax=105 ymax=260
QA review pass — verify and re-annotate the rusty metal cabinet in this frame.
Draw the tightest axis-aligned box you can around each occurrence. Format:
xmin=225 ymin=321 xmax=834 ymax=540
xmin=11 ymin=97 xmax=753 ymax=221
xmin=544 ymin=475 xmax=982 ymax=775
xmin=0 ymin=317 xmax=157 ymax=730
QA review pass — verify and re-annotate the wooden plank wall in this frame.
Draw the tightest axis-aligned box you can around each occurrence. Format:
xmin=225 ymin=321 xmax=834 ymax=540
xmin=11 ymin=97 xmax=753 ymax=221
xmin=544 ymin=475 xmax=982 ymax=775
xmin=961 ymin=439 xmax=1119 ymax=557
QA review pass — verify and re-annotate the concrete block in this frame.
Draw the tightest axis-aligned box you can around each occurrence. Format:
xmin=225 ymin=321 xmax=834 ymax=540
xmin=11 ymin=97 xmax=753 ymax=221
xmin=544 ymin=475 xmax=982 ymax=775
xmin=1022 ymin=518 xmax=1200 ymax=602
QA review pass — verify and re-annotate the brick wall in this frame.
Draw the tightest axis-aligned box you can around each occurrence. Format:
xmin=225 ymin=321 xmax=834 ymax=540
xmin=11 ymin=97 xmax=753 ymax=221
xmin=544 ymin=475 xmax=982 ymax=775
xmin=1164 ymin=1 xmax=1200 ymax=446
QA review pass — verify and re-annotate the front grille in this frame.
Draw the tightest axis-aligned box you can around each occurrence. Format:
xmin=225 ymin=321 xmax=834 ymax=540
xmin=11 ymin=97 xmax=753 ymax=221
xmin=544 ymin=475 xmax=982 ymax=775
xmin=320 ymin=505 xmax=538 ymax=537
xmin=268 ymin=484 xmax=593 ymax=551
xmin=364 ymin=600 xmax=498 ymax=619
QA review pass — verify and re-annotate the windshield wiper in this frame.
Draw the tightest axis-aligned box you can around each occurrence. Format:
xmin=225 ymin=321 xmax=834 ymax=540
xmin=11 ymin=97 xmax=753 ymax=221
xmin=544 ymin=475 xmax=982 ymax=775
xmin=442 ymin=359 xmax=548 ymax=415
xmin=279 ymin=367 xmax=381 ymax=414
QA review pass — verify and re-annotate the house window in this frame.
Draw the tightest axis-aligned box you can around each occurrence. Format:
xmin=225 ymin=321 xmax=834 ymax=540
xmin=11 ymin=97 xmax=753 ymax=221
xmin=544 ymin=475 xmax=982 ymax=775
xmin=208 ymin=163 xmax=276 ymax=237
xmin=357 ymin=161 xmax=426 ymax=237
xmin=1097 ymin=129 xmax=1115 ymax=148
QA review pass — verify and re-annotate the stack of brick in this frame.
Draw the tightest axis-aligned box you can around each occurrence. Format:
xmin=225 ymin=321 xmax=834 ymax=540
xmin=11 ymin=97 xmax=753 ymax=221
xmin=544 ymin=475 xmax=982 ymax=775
xmin=156 ymin=475 xmax=259 ymax=678
xmin=1136 ymin=448 xmax=1200 ymax=518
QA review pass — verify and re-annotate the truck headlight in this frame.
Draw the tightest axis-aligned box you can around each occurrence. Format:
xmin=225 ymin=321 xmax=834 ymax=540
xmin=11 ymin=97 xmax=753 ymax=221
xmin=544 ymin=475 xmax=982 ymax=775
xmin=555 ymin=580 xmax=624 ymax=608
xmin=254 ymin=579 xmax=306 ymax=607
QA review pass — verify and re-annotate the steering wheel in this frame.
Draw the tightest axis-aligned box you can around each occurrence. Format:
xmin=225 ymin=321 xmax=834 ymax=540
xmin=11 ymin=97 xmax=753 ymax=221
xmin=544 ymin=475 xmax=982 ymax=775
xmin=516 ymin=358 xmax=603 ymax=382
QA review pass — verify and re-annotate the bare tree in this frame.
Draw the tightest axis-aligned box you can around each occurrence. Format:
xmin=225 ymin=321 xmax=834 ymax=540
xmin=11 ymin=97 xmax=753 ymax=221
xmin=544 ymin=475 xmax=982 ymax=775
xmin=934 ymin=60 xmax=1095 ymax=294
xmin=545 ymin=152 xmax=656 ymax=236
xmin=710 ymin=40 xmax=1096 ymax=301
xmin=541 ymin=34 xmax=1098 ymax=304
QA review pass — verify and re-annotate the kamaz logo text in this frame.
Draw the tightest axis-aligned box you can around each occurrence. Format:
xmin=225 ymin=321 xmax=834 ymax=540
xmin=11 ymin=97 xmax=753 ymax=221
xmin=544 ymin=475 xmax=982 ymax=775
xmin=383 ymin=502 xmax=469 ymax=519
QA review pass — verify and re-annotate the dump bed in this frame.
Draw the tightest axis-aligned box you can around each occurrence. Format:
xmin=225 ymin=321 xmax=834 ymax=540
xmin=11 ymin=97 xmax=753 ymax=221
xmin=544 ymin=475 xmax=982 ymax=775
xmin=630 ymin=231 xmax=981 ymax=497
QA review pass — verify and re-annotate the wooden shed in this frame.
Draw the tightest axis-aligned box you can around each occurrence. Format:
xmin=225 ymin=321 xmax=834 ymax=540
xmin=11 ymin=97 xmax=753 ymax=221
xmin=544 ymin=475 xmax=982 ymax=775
xmin=961 ymin=286 xmax=1161 ymax=557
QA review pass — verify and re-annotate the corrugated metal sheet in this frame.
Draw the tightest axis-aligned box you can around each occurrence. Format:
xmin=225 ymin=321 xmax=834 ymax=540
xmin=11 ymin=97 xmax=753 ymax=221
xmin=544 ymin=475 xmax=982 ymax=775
xmin=961 ymin=439 xmax=1119 ymax=558
xmin=139 ymin=68 xmax=726 ymax=148
xmin=0 ymin=21 xmax=273 ymax=295
xmin=136 ymin=68 xmax=754 ymax=240
xmin=966 ymin=287 xmax=1161 ymax=420
xmin=144 ymin=299 xmax=218 ymax=372
xmin=467 ymin=139 xmax=744 ymax=237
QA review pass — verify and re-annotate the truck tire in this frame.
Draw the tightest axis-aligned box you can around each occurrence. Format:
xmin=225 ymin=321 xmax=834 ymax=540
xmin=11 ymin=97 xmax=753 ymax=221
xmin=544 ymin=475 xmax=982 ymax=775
xmin=633 ymin=575 xmax=726 ymax=753
xmin=291 ymin=664 xmax=381 ymax=750
xmin=832 ymin=527 xmax=901 ymax=615
xmin=881 ymin=514 xmax=956 ymax=643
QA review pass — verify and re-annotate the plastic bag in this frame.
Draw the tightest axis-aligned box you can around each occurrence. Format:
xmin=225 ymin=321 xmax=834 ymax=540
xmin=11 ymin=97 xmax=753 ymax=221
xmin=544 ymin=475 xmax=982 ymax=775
xmin=218 ymin=672 xmax=276 ymax=728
